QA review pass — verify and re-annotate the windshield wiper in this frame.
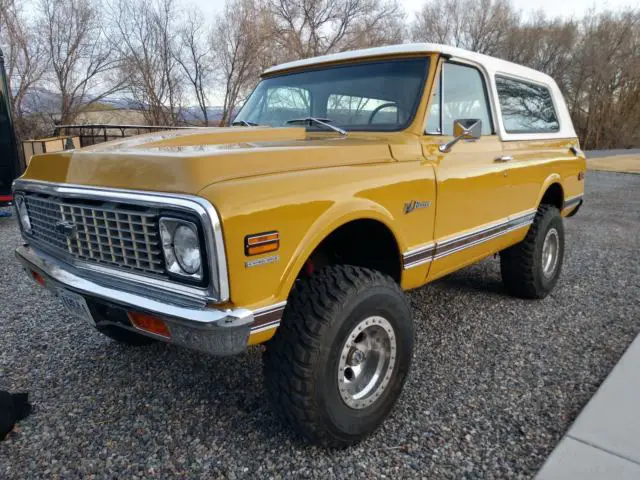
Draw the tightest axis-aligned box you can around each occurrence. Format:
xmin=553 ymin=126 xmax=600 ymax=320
xmin=231 ymin=120 xmax=259 ymax=127
xmin=286 ymin=117 xmax=347 ymax=136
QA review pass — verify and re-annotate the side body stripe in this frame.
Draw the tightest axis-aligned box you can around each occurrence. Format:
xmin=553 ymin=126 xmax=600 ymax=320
xmin=251 ymin=301 xmax=286 ymax=333
xmin=563 ymin=194 xmax=583 ymax=210
xmin=402 ymin=209 xmax=537 ymax=269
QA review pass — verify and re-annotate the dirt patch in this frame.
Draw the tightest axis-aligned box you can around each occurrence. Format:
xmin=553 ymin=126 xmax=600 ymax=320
xmin=587 ymin=154 xmax=640 ymax=174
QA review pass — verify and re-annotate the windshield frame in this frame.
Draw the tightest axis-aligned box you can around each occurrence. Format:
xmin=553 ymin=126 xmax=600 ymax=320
xmin=233 ymin=57 xmax=431 ymax=133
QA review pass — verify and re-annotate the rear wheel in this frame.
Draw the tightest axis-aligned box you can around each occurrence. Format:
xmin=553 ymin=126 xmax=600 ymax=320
xmin=500 ymin=204 xmax=564 ymax=299
xmin=263 ymin=265 xmax=414 ymax=447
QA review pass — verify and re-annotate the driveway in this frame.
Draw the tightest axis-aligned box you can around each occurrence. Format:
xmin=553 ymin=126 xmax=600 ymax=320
xmin=1 ymin=171 xmax=639 ymax=478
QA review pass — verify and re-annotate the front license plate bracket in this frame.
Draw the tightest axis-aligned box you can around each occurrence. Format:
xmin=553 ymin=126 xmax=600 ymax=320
xmin=56 ymin=288 xmax=96 ymax=327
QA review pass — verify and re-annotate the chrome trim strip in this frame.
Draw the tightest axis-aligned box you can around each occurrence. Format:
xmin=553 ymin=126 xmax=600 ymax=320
xmin=403 ymin=256 xmax=433 ymax=269
xmin=402 ymin=242 xmax=436 ymax=268
xmin=16 ymin=244 xmax=248 ymax=326
xmin=510 ymin=208 xmax=538 ymax=221
xmin=253 ymin=301 xmax=287 ymax=315
xmin=252 ymin=301 xmax=286 ymax=331
xmin=251 ymin=320 xmax=281 ymax=334
xmin=433 ymin=219 xmax=533 ymax=260
xmin=563 ymin=194 xmax=583 ymax=209
xmin=402 ymin=209 xmax=536 ymax=269
xmin=13 ymin=179 xmax=230 ymax=303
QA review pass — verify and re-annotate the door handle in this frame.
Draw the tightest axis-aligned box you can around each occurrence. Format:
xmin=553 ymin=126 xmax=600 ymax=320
xmin=495 ymin=156 xmax=513 ymax=162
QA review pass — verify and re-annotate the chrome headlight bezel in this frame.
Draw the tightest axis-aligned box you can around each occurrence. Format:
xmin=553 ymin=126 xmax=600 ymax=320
xmin=14 ymin=193 xmax=32 ymax=235
xmin=159 ymin=217 xmax=205 ymax=282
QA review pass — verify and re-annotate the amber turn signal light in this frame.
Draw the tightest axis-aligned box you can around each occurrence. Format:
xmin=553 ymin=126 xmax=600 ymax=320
xmin=128 ymin=312 xmax=171 ymax=338
xmin=245 ymin=231 xmax=279 ymax=256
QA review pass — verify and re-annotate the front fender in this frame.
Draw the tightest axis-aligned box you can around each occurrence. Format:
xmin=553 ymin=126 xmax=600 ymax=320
xmin=273 ymin=198 xmax=406 ymax=301
xmin=200 ymin=162 xmax=436 ymax=311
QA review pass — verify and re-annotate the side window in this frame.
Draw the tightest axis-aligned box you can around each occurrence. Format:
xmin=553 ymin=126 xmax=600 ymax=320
xmin=495 ymin=76 xmax=559 ymax=133
xmin=441 ymin=63 xmax=493 ymax=135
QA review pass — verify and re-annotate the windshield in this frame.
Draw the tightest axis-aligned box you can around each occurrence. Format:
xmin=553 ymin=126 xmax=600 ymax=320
xmin=234 ymin=58 xmax=430 ymax=132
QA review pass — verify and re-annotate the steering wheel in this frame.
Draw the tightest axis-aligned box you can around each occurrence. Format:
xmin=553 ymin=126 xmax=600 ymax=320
xmin=368 ymin=102 xmax=399 ymax=124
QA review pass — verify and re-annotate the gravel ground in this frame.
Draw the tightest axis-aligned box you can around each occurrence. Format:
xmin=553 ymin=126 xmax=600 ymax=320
xmin=1 ymin=171 xmax=639 ymax=479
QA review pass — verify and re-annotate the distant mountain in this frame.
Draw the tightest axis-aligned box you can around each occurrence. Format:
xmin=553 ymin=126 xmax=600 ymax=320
xmin=18 ymin=88 xmax=227 ymax=124
xmin=98 ymin=97 xmax=142 ymax=110
xmin=180 ymin=105 xmax=225 ymax=123
xmin=21 ymin=88 xmax=61 ymax=115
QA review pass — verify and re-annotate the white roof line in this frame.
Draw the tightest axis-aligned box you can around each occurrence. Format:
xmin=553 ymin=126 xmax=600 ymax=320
xmin=262 ymin=43 xmax=553 ymax=84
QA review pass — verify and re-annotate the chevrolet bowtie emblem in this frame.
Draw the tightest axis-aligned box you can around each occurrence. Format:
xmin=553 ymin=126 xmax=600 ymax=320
xmin=55 ymin=221 xmax=76 ymax=237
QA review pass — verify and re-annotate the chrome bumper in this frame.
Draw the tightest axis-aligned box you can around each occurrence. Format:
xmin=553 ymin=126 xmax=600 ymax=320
xmin=15 ymin=245 xmax=253 ymax=355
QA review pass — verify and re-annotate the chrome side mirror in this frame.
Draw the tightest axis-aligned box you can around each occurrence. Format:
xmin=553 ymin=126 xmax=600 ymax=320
xmin=438 ymin=119 xmax=482 ymax=153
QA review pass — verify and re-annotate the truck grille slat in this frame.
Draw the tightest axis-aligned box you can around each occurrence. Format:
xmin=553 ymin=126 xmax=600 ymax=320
xmin=24 ymin=194 xmax=166 ymax=276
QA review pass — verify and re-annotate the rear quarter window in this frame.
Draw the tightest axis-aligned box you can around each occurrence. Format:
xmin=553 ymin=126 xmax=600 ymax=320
xmin=495 ymin=76 xmax=560 ymax=134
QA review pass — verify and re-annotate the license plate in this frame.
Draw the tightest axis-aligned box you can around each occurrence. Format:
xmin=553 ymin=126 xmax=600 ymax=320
xmin=57 ymin=288 xmax=95 ymax=327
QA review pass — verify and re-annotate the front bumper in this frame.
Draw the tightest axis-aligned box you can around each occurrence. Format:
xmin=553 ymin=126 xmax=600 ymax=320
xmin=15 ymin=245 xmax=253 ymax=355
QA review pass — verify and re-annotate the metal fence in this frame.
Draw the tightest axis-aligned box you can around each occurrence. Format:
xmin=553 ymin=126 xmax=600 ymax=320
xmin=53 ymin=124 xmax=201 ymax=148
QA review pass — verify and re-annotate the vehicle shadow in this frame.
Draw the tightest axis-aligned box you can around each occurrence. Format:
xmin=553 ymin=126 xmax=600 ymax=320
xmin=428 ymin=259 xmax=508 ymax=297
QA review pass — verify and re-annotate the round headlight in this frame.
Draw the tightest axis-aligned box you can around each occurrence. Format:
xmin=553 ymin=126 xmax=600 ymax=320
xmin=15 ymin=195 xmax=32 ymax=234
xmin=173 ymin=224 xmax=202 ymax=274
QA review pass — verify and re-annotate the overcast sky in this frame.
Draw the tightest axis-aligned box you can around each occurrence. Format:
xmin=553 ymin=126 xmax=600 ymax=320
xmin=183 ymin=0 xmax=637 ymax=21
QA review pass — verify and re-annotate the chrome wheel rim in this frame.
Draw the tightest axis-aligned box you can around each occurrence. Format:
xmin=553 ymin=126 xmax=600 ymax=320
xmin=542 ymin=228 xmax=560 ymax=278
xmin=337 ymin=316 xmax=397 ymax=409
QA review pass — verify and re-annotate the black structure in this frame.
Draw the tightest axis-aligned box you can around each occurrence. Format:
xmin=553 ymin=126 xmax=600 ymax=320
xmin=0 ymin=47 xmax=21 ymax=207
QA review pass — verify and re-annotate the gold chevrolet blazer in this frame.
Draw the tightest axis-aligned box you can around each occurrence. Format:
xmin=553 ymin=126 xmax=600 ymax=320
xmin=13 ymin=43 xmax=585 ymax=446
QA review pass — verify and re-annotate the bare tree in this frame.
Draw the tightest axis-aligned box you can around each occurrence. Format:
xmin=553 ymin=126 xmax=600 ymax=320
xmin=412 ymin=0 xmax=640 ymax=149
xmin=175 ymin=9 xmax=213 ymax=126
xmin=268 ymin=0 xmax=403 ymax=61
xmin=412 ymin=0 xmax=519 ymax=55
xmin=567 ymin=10 xmax=640 ymax=149
xmin=0 ymin=0 xmax=49 ymax=138
xmin=498 ymin=12 xmax=577 ymax=83
xmin=349 ymin=2 xmax=406 ymax=48
xmin=107 ymin=0 xmax=183 ymax=125
xmin=39 ymin=0 xmax=124 ymax=125
xmin=212 ymin=0 xmax=271 ymax=125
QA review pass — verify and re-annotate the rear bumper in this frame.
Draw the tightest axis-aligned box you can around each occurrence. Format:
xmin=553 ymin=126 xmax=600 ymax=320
xmin=15 ymin=244 xmax=254 ymax=355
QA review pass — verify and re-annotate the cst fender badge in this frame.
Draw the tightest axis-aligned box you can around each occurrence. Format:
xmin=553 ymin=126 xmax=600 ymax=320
xmin=54 ymin=221 xmax=76 ymax=238
xmin=403 ymin=200 xmax=431 ymax=214
xmin=245 ymin=255 xmax=279 ymax=268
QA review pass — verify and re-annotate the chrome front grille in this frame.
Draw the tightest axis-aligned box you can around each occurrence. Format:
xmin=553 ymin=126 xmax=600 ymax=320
xmin=24 ymin=193 xmax=165 ymax=276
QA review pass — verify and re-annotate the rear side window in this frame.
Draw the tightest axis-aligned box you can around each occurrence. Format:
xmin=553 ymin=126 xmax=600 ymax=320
xmin=495 ymin=76 xmax=559 ymax=133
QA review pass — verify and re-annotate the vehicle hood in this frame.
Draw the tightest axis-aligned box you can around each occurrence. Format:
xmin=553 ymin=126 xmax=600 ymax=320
xmin=22 ymin=127 xmax=398 ymax=194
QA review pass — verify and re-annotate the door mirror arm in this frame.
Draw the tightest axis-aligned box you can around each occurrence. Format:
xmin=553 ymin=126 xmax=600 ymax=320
xmin=438 ymin=119 xmax=482 ymax=153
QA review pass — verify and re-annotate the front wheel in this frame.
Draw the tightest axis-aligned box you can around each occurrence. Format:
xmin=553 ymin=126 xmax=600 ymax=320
xmin=263 ymin=265 xmax=414 ymax=447
xmin=500 ymin=204 xmax=565 ymax=299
